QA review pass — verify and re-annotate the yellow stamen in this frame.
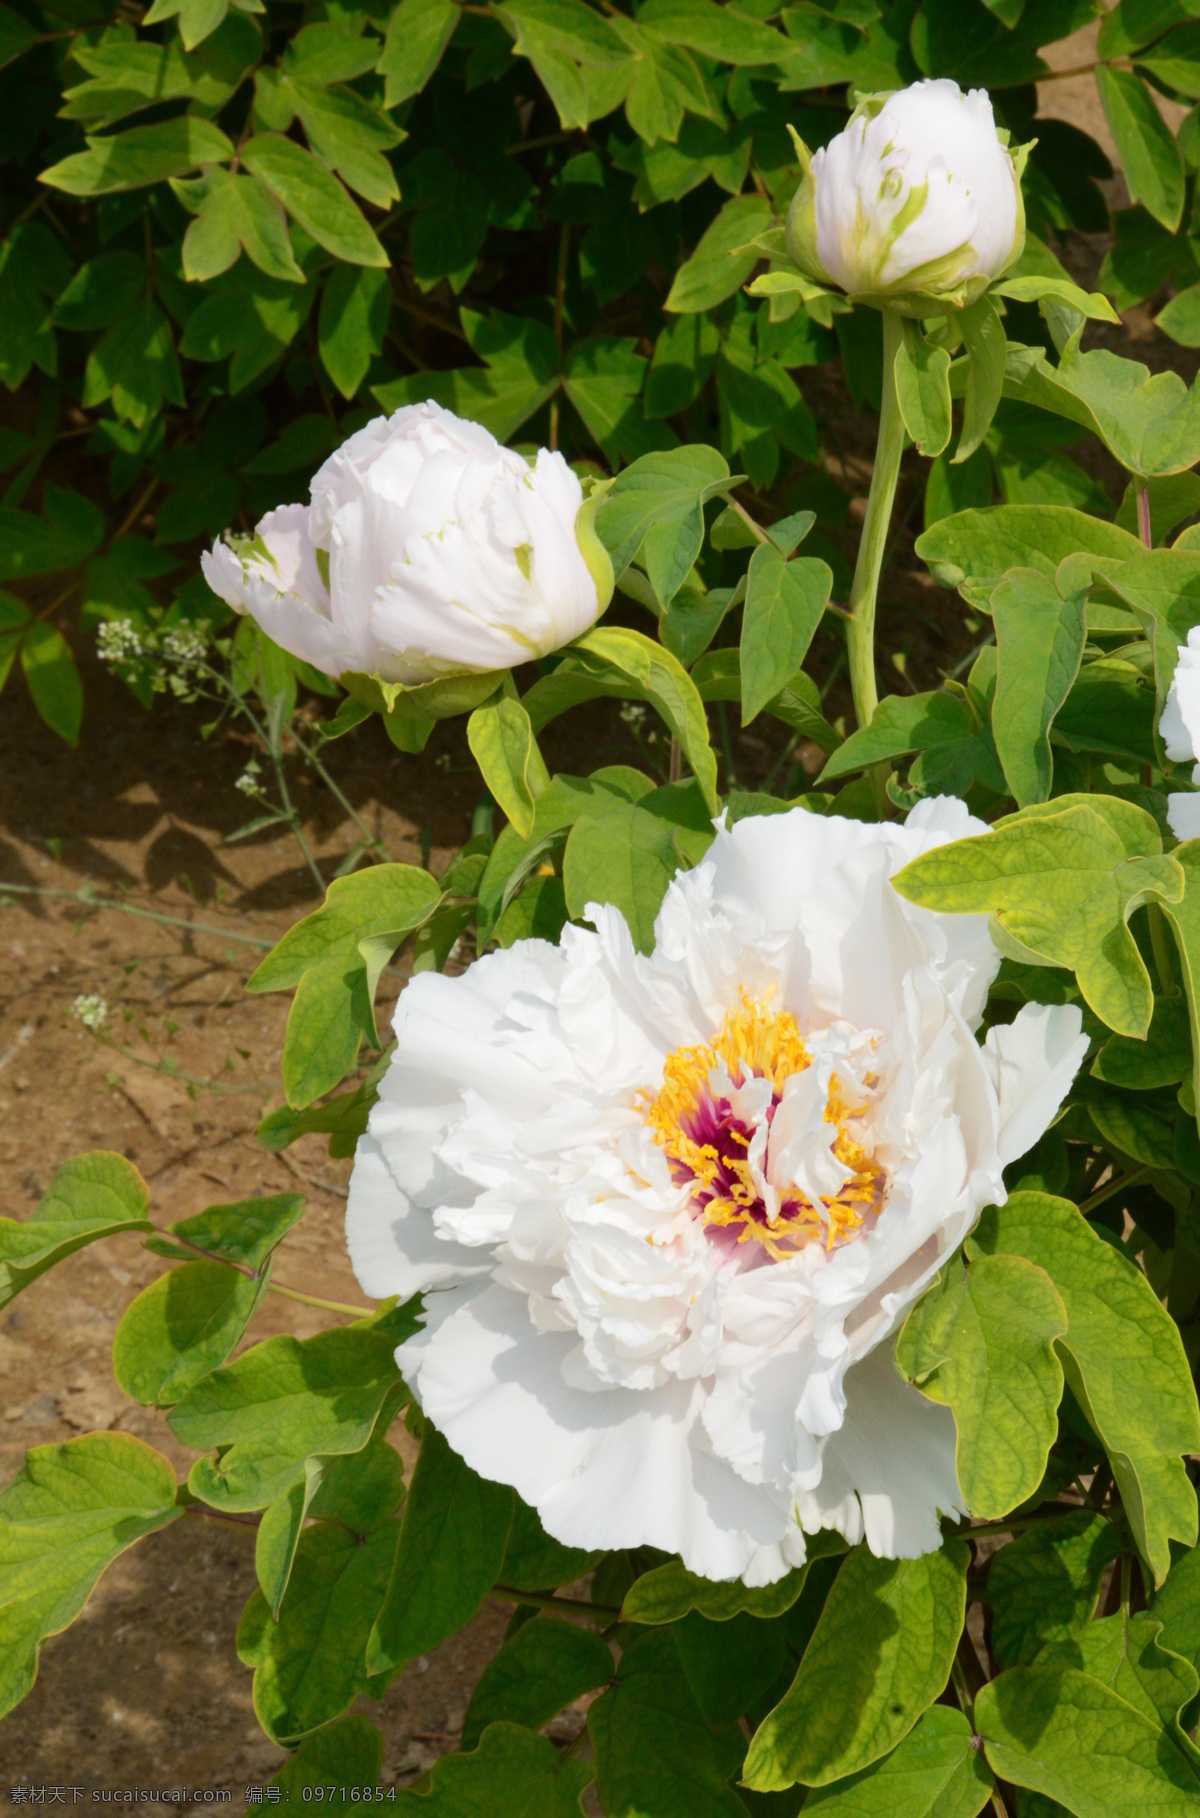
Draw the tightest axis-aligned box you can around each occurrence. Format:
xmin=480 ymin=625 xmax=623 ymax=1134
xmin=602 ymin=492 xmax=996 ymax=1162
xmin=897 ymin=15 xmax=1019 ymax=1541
xmin=639 ymin=996 xmax=887 ymax=1260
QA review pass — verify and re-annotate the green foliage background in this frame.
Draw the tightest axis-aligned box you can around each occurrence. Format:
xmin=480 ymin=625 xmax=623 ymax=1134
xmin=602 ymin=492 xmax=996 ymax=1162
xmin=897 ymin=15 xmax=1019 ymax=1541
xmin=3 ymin=0 xmax=1194 ymax=742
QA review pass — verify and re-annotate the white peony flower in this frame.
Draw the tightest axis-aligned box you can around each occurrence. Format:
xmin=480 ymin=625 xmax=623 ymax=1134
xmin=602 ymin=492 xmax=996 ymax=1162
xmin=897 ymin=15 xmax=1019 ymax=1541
xmin=201 ymin=401 xmax=611 ymax=686
xmin=786 ymin=80 xmax=1025 ymax=302
xmin=1160 ymin=626 xmax=1200 ymax=841
xmin=346 ymin=800 xmax=1086 ymax=1583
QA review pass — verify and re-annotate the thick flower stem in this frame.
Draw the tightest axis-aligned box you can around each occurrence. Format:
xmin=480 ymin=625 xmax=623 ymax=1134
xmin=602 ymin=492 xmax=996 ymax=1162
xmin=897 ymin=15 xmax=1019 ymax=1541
xmin=847 ymin=307 xmax=907 ymax=739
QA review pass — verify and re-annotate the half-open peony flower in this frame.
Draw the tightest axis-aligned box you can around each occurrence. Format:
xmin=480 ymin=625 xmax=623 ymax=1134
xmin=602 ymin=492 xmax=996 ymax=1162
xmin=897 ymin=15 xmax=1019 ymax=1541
xmin=786 ymin=79 xmax=1025 ymax=304
xmin=1161 ymin=626 xmax=1200 ymax=841
xmin=201 ymin=400 xmax=611 ymax=686
xmin=347 ymin=800 xmax=1086 ymax=1583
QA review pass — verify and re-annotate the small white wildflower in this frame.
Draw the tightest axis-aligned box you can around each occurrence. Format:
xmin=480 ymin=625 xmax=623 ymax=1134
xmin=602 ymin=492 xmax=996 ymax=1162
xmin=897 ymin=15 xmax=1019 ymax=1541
xmin=71 ymin=994 xmax=109 ymax=1031
xmin=97 ymin=620 xmax=145 ymax=665
xmin=235 ymin=760 xmax=263 ymax=797
xmin=162 ymin=625 xmax=207 ymax=664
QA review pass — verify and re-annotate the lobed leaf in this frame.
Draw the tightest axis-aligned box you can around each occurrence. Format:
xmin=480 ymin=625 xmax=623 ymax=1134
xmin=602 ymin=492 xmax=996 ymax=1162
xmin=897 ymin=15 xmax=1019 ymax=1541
xmin=743 ymin=1541 xmax=969 ymax=1790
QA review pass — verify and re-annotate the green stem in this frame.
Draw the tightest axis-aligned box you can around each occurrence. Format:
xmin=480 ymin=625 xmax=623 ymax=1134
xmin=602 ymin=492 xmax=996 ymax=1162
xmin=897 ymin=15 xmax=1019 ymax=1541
xmin=267 ymin=1281 xmax=373 ymax=1318
xmin=1148 ymin=901 xmax=1177 ymax=995
xmin=846 ymin=306 xmax=907 ymax=737
xmin=1078 ymin=1165 xmax=1149 ymax=1217
xmin=489 ymin=1586 xmax=620 ymax=1619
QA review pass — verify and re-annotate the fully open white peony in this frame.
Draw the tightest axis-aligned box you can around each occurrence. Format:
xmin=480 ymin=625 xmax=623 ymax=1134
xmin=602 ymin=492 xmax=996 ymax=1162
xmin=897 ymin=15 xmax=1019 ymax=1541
xmin=347 ymin=799 xmax=1086 ymax=1583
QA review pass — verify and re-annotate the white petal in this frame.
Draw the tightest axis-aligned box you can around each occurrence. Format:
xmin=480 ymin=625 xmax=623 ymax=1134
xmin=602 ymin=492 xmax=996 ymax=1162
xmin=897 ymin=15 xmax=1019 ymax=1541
xmin=982 ymin=1002 xmax=1087 ymax=1168
xmin=1168 ymin=792 xmax=1200 ymax=843
xmin=414 ymin=1283 xmax=793 ymax=1580
xmin=794 ymin=1343 xmax=965 ymax=1557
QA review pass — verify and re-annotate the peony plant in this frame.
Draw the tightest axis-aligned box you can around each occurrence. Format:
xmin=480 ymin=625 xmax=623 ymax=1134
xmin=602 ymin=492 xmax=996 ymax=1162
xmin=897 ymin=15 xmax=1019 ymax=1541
xmin=5 ymin=60 xmax=1200 ymax=1818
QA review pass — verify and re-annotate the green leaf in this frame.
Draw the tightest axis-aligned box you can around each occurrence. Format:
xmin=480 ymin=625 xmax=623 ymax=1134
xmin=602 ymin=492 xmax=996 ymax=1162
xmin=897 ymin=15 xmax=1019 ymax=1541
xmin=0 ymin=494 xmax=105 ymax=583
xmin=255 ymin=1461 xmax=321 ymax=1621
xmin=572 ymin=625 xmax=719 ymax=811
xmin=992 ymin=273 xmax=1120 ymax=328
xmin=113 ymin=1260 xmax=270 ymax=1407
xmin=1151 ymin=1542 xmax=1200 ymax=1678
xmin=379 ymin=0 xmax=459 ymax=104
xmin=242 ymin=134 xmax=388 ymax=267
xmin=1086 ymin=1087 xmax=1177 ymax=1168
xmin=971 ymin=1192 xmax=1200 ymax=1584
xmin=499 ymin=1495 xmax=602 ymax=1591
xmin=801 ymin=1706 xmax=993 ymax=1818
xmin=0 ymin=1151 xmax=151 ymax=1310
xmin=21 ymin=623 xmax=83 ymax=746
xmin=990 ymin=567 xmax=1088 ymax=807
xmin=367 ymin=1424 xmax=514 ymax=1675
xmin=272 ymin=1715 xmax=384 ymax=1805
xmin=0 ymin=1433 xmax=181 ymax=1720
xmin=895 ymin=323 xmax=953 ymax=459
xmin=665 ymin=193 xmax=772 ymax=313
xmin=238 ymin=1519 xmax=399 ymax=1742
xmin=463 ymin=1616 xmax=613 ymax=1748
xmin=171 ymin=1324 xmax=405 ymax=1510
xmin=467 ymin=696 xmax=549 ymax=841
xmin=645 ymin=312 xmax=720 ymax=417
xmin=280 ymin=956 xmax=375 ymax=1109
xmin=897 ymin=1253 xmax=1066 ymax=1519
xmin=819 ymin=692 xmax=974 ymax=784
xmin=595 ymin=443 xmax=732 ymax=606
xmin=674 ymin=1606 xmax=788 ymax=1723
xmin=0 ymin=2 xmax=37 ymax=71
xmin=1092 ymin=994 xmax=1192 ymax=1090
xmin=743 ymin=1541 xmax=969 ymax=1791
xmin=622 ymin=1543 xmax=844 ymax=1625
xmin=562 ymin=334 xmax=657 ymax=462
xmin=63 ymin=16 xmax=260 ymax=128
xmin=41 ymin=116 xmax=234 ymax=195
xmin=892 ymin=804 xmax=1183 ymax=1038
xmin=396 ymin=1722 xmax=593 ymax=1815
xmin=956 ymin=294 xmax=1007 ymax=464
xmin=987 ymin=1510 xmax=1125 ymax=1669
xmin=589 ymin=1627 xmax=746 ymax=1818
xmin=1161 ymin=846 xmax=1200 ymax=1120
xmin=0 ymin=222 xmax=66 ymax=388
xmin=494 ymin=0 xmax=634 ymax=132
xmin=1002 ymin=338 xmax=1200 ymax=479
xmin=143 ymin=0 xmax=233 ymax=51
xmin=638 ymin=0 xmax=790 ymax=61
xmin=739 ymin=544 xmax=832 ymax=724
xmin=80 ymin=291 xmax=184 ymax=429
xmin=177 ymin=168 xmax=303 ymax=285
xmin=251 ymin=864 xmax=440 ymax=992
xmin=374 ymin=308 xmax=559 ymax=443
xmin=318 ymin=264 xmax=391 ymax=398
xmin=1097 ymin=64 xmax=1185 ymax=231
xmin=975 ymin=1663 xmax=1200 ymax=1814
xmin=915 ymin=505 xmax=1142 ymax=612
xmin=178 ymin=256 xmax=314 ymax=390
xmin=145 ymin=1191 xmax=306 ymax=1268
xmin=563 ymin=798 xmax=681 ymax=952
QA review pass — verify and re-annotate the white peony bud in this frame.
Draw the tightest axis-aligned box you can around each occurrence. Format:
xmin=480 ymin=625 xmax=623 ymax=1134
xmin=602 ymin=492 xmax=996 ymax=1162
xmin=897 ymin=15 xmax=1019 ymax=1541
xmin=201 ymin=401 xmax=612 ymax=688
xmin=786 ymin=79 xmax=1026 ymax=305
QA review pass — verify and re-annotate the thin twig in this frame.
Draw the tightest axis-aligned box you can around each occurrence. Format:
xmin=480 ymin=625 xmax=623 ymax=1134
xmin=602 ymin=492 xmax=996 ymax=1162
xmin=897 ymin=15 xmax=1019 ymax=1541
xmin=0 ymin=882 xmax=275 ymax=947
